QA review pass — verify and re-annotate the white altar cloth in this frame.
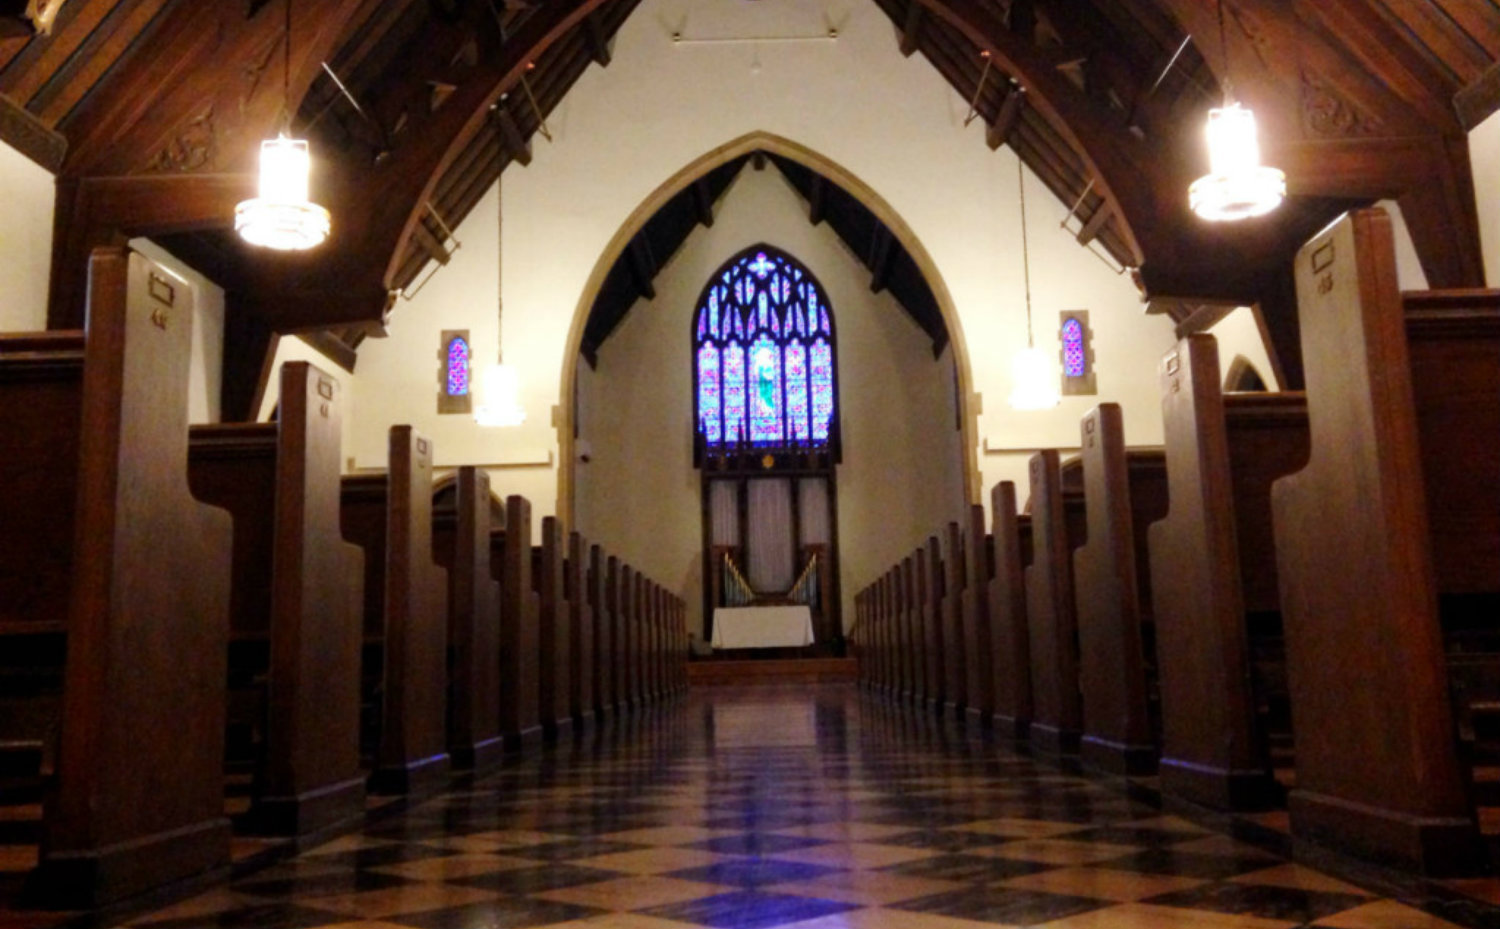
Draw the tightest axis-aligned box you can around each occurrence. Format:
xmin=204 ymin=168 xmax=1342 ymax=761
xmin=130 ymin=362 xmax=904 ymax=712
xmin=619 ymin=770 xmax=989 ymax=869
xmin=710 ymin=606 xmax=815 ymax=649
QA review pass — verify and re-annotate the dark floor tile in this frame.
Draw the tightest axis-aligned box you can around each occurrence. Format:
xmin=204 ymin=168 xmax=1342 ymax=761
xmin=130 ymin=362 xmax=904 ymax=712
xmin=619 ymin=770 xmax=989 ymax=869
xmin=877 ymin=829 xmax=1013 ymax=852
xmin=1144 ymin=881 xmax=1373 ymax=921
xmin=666 ymin=858 xmax=843 ymax=888
xmin=1100 ymin=847 xmax=1283 ymax=880
xmin=135 ymin=903 xmax=343 ymax=929
xmin=877 ymin=852 xmax=1056 ymax=883
xmin=387 ymin=896 xmax=606 ymax=928
xmin=233 ymin=869 xmax=416 ymax=898
xmin=639 ymin=890 xmax=859 ymax=929
xmin=1065 ymin=825 xmax=1204 ymax=847
xmin=686 ymin=834 xmax=830 ymax=856
xmin=301 ymin=844 xmax=455 ymax=870
xmin=448 ymin=863 xmax=625 ymax=894
xmin=506 ymin=838 xmax=646 ymax=861
xmin=890 ymin=885 xmax=1109 ymax=924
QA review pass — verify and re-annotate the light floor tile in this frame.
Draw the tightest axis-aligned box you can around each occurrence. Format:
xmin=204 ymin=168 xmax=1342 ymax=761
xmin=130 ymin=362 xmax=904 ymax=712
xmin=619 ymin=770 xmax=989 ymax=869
xmin=1229 ymin=864 xmax=1375 ymax=896
xmin=367 ymin=852 xmax=541 ymax=880
xmin=998 ymin=866 xmax=1209 ymax=902
xmin=972 ymin=838 xmax=1143 ymax=865
xmin=535 ymin=876 xmax=735 ymax=910
xmin=125 ymin=889 xmax=267 ymax=925
xmin=766 ymin=870 xmax=968 ymax=906
xmin=771 ymin=841 xmax=941 ymax=870
xmin=781 ymin=907 xmax=1014 ymax=929
xmin=305 ymin=883 xmax=503 ymax=919
xmin=950 ymin=818 xmax=1089 ymax=839
xmin=573 ymin=847 xmax=732 ymax=874
xmin=1310 ymin=899 xmax=1469 ymax=928
xmin=770 ymin=822 xmax=914 ymax=843
xmin=1035 ymin=902 xmax=1301 ymax=929
xmin=599 ymin=826 xmax=736 ymax=846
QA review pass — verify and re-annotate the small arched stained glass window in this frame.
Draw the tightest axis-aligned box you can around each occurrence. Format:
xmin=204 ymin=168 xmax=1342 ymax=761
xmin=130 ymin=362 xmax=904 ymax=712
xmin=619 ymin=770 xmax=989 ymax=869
xmin=446 ymin=335 xmax=470 ymax=396
xmin=1062 ymin=317 xmax=1086 ymax=378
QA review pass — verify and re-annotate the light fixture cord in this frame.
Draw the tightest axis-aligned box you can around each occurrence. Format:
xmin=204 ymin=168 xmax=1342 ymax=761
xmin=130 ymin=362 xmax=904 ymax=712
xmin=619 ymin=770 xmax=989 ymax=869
xmin=1217 ymin=0 xmax=1233 ymax=103
xmin=1017 ymin=156 xmax=1034 ymax=349
xmin=281 ymin=0 xmax=293 ymax=133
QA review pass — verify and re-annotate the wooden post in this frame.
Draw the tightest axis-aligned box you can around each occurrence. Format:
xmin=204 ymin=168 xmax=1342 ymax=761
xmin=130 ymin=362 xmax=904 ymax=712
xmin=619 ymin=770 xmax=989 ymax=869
xmin=444 ymin=468 xmax=502 ymax=771
xmin=962 ymin=505 xmax=994 ymax=726
xmin=941 ymin=522 xmax=966 ymax=719
xmin=988 ymin=482 xmax=1032 ymax=739
xmin=498 ymin=495 xmax=540 ymax=749
xmin=535 ymin=516 xmax=571 ymax=738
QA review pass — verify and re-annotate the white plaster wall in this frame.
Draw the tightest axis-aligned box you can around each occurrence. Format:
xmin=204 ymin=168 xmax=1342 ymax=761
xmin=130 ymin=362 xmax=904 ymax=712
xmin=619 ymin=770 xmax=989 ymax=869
xmin=0 ymin=141 xmax=55 ymax=332
xmin=1207 ymin=307 xmax=1281 ymax=391
xmin=350 ymin=0 xmax=1176 ymax=548
xmin=575 ymin=167 xmax=966 ymax=633
xmin=132 ymin=237 xmax=224 ymax=424
xmin=1376 ymin=200 xmax=1430 ymax=290
xmin=1472 ymin=110 xmax=1500 ymax=288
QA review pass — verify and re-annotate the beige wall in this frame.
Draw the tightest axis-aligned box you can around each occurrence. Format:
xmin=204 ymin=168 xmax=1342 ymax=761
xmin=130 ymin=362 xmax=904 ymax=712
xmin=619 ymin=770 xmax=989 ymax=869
xmin=574 ymin=167 xmax=967 ymax=634
xmin=1472 ymin=110 xmax=1500 ymax=287
xmin=0 ymin=141 xmax=55 ymax=332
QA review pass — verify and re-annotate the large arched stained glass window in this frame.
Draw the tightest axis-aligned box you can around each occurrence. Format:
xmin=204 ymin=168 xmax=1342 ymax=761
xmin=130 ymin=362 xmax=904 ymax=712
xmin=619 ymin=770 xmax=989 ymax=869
xmin=694 ymin=246 xmax=837 ymax=449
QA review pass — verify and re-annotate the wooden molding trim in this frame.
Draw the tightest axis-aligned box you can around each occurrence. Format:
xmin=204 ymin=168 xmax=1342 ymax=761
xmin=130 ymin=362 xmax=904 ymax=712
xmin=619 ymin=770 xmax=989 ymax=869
xmin=0 ymin=91 xmax=65 ymax=172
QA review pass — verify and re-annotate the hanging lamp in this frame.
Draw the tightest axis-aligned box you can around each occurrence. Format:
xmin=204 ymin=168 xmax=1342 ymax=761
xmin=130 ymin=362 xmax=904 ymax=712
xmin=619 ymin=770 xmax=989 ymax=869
xmin=1008 ymin=157 xmax=1061 ymax=411
xmin=235 ymin=0 xmax=331 ymax=250
xmin=475 ymin=177 xmax=526 ymax=427
xmin=1188 ymin=0 xmax=1285 ymax=221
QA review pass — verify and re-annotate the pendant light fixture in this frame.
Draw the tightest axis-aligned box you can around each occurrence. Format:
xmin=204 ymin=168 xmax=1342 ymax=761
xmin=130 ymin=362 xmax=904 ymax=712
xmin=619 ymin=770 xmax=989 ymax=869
xmin=1008 ymin=156 xmax=1060 ymax=411
xmin=475 ymin=177 xmax=526 ymax=428
xmin=235 ymin=0 xmax=331 ymax=250
xmin=1188 ymin=0 xmax=1285 ymax=222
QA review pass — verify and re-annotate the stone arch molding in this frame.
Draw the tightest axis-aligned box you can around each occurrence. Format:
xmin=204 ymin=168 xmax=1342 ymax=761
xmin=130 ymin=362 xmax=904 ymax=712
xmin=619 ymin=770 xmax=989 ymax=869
xmin=556 ymin=130 xmax=982 ymax=527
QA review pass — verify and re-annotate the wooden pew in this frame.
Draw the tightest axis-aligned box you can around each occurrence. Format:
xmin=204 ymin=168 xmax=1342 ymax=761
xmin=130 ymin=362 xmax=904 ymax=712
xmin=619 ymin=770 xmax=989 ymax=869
xmin=621 ymin=565 xmax=639 ymax=710
xmin=902 ymin=555 xmax=921 ymax=706
xmin=870 ymin=573 xmax=887 ymax=695
xmin=1149 ymin=335 xmax=1306 ymax=811
xmin=1271 ymin=209 xmax=1487 ymax=874
xmin=961 ymin=506 xmax=994 ymax=726
xmin=988 ymin=481 xmax=1032 ymax=739
xmin=494 ymin=496 xmax=540 ymax=749
xmin=588 ymin=545 xmax=613 ymax=719
xmin=187 ymin=362 xmax=366 ymax=835
xmin=374 ymin=427 xmax=449 ymax=794
xmin=1025 ymin=450 xmax=1084 ymax=756
xmin=25 ymin=249 xmax=233 ymax=906
xmin=941 ymin=523 xmax=967 ymax=719
xmin=920 ymin=537 xmax=944 ymax=714
xmin=604 ymin=556 xmax=623 ymax=716
xmin=534 ymin=517 xmax=571 ymax=738
xmin=1072 ymin=404 xmax=1163 ymax=775
xmin=432 ymin=468 xmax=502 ymax=772
xmin=0 ymin=331 xmax=84 ymax=787
xmin=568 ymin=533 xmax=595 ymax=728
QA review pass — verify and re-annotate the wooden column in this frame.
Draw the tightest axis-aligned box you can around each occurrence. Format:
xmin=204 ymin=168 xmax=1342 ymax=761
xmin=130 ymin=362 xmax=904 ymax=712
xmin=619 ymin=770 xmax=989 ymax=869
xmin=988 ymin=482 xmax=1032 ymax=740
xmin=568 ymin=533 xmax=595 ymax=727
xmin=1025 ymin=450 xmax=1083 ymax=756
xmin=37 ymin=249 xmax=233 ymax=906
xmin=921 ymin=537 xmax=944 ymax=713
xmin=1073 ymin=404 xmax=1156 ymax=775
xmin=1272 ymin=209 xmax=1481 ymax=874
xmin=941 ymin=522 xmax=967 ymax=719
xmin=588 ymin=546 xmax=612 ymax=719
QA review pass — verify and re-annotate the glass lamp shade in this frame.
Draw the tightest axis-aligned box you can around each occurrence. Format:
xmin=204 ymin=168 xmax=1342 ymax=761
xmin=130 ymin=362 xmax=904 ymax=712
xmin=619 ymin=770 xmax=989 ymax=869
xmin=1008 ymin=344 xmax=1060 ymax=411
xmin=235 ymin=136 xmax=331 ymax=250
xmin=1189 ymin=103 xmax=1286 ymax=221
xmin=474 ymin=363 xmax=527 ymax=427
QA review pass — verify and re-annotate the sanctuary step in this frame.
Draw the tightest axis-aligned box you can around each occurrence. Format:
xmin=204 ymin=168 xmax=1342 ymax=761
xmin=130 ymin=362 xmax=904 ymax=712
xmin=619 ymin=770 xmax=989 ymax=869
xmin=686 ymin=657 xmax=856 ymax=686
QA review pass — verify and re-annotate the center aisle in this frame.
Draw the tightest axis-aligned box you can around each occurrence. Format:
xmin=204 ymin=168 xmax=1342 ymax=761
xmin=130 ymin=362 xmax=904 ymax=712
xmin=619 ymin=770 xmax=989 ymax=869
xmin=120 ymin=685 xmax=1470 ymax=929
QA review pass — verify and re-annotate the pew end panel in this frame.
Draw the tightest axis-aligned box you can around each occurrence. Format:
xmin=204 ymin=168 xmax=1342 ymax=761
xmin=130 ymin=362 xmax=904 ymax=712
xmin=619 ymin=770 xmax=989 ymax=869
xmin=1273 ymin=209 xmax=1481 ymax=875
xmin=1024 ymin=450 xmax=1083 ymax=757
xmin=37 ymin=249 xmax=233 ymax=906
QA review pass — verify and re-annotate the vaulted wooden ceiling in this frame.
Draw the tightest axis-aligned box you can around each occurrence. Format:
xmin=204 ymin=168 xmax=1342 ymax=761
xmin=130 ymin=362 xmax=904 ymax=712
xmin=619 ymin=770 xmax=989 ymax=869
xmin=2 ymin=0 xmax=1496 ymax=412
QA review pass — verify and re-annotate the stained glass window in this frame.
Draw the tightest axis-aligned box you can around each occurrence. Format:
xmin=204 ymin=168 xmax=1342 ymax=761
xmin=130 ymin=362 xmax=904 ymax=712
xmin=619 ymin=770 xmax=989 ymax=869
xmin=693 ymin=246 xmax=837 ymax=450
xmin=1062 ymin=317 xmax=1086 ymax=378
xmin=446 ymin=335 xmax=470 ymax=396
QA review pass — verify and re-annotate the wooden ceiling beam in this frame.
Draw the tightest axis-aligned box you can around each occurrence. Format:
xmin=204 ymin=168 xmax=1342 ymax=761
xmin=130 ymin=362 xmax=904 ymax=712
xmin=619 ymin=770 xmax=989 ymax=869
xmin=492 ymin=104 xmax=532 ymax=166
xmin=691 ymin=177 xmax=715 ymax=227
xmin=807 ymin=173 xmax=826 ymax=225
xmin=583 ymin=9 xmax=611 ymax=66
xmin=913 ymin=0 xmax=1160 ymax=267
xmin=626 ymin=235 xmax=656 ymax=301
xmin=900 ymin=2 xmax=924 ymax=57
xmin=986 ymin=83 xmax=1023 ymax=150
xmin=868 ymin=227 xmax=894 ymax=294
xmin=1075 ymin=199 xmax=1112 ymax=246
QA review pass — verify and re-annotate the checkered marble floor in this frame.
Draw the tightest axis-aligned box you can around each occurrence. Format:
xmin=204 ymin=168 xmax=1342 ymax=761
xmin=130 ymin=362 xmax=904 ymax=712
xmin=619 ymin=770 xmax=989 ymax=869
xmin=113 ymin=685 xmax=1492 ymax=929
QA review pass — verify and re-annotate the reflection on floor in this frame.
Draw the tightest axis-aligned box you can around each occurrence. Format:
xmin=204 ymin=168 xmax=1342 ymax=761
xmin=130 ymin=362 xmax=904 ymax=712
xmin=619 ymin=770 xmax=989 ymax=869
xmin=67 ymin=685 xmax=1500 ymax=927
